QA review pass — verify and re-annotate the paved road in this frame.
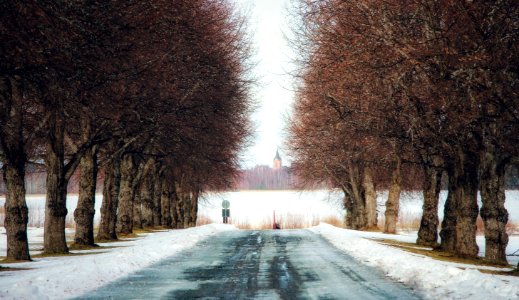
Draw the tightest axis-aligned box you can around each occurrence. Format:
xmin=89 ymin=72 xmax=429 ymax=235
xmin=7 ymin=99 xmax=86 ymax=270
xmin=79 ymin=230 xmax=419 ymax=299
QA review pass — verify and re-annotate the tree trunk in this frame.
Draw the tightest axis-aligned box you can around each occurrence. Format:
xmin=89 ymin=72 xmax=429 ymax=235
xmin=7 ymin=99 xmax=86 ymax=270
xmin=363 ymin=167 xmax=377 ymax=229
xmin=152 ymin=168 xmax=163 ymax=227
xmin=480 ymin=152 xmax=509 ymax=264
xmin=346 ymin=164 xmax=367 ymax=230
xmin=131 ymin=159 xmax=145 ymax=230
xmin=439 ymin=170 xmax=457 ymax=252
xmin=73 ymin=146 xmax=98 ymax=246
xmin=43 ymin=111 xmax=69 ymax=255
xmin=173 ymin=180 xmax=186 ymax=229
xmin=3 ymin=163 xmax=30 ymax=261
xmin=417 ymin=163 xmax=442 ymax=247
xmin=132 ymin=184 xmax=143 ymax=230
xmin=189 ymin=190 xmax=199 ymax=227
xmin=140 ymin=158 xmax=156 ymax=228
xmin=108 ymin=158 xmax=121 ymax=238
xmin=384 ymin=158 xmax=401 ymax=234
xmin=116 ymin=153 xmax=138 ymax=235
xmin=182 ymin=192 xmax=192 ymax=228
xmin=97 ymin=156 xmax=121 ymax=241
xmin=343 ymin=191 xmax=354 ymax=229
xmin=441 ymin=150 xmax=479 ymax=258
xmin=170 ymin=187 xmax=180 ymax=229
xmin=1 ymin=75 xmax=30 ymax=261
xmin=161 ymin=179 xmax=173 ymax=228
xmin=454 ymin=151 xmax=479 ymax=258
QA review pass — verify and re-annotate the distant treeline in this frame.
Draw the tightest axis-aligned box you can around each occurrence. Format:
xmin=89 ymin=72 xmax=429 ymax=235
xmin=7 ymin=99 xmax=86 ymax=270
xmin=1 ymin=164 xmax=518 ymax=194
xmin=232 ymin=165 xmax=295 ymax=190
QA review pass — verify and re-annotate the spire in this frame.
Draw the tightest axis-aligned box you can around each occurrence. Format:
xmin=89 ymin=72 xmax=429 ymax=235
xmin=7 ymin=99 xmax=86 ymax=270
xmin=273 ymin=148 xmax=282 ymax=170
xmin=274 ymin=149 xmax=281 ymax=160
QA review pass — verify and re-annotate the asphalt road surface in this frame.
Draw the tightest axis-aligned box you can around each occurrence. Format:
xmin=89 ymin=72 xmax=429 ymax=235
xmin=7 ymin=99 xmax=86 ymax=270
xmin=79 ymin=230 xmax=420 ymax=299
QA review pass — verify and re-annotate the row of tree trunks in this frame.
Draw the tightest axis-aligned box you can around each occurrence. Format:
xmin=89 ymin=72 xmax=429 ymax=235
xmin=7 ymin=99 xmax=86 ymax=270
xmin=384 ymin=157 xmax=402 ymax=234
xmin=1 ymin=76 xmax=31 ymax=261
xmin=73 ymin=146 xmax=98 ymax=246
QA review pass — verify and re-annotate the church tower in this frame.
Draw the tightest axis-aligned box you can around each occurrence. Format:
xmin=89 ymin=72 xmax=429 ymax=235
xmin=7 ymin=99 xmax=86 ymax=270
xmin=273 ymin=149 xmax=282 ymax=170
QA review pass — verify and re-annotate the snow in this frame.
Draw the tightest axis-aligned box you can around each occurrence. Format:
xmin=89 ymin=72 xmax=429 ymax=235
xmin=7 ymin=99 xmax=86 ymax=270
xmin=310 ymin=224 xmax=519 ymax=300
xmin=387 ymin=190 xmax=519 ymax=224
xmin=0 ymin=195 xmax=103 ymax=228
xmin=1 ymin=190 xmax=519 ymax=299
xmin=0 ymin=224 xmax=236 ymax=299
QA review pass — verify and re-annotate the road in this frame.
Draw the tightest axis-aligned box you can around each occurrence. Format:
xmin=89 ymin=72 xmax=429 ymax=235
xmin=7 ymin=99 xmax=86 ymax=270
xmin=78 ymin=230 xmax=419 ymax=299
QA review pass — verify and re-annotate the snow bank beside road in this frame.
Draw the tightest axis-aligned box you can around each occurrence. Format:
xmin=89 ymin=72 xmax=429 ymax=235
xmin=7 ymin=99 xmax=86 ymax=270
xmin=0 ymin=224 xmax=236 ymax=299
xmin=310 ymin=224 xmax=519 ymax=300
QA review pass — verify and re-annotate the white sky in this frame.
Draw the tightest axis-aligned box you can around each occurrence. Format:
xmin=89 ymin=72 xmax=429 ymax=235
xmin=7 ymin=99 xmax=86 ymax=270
xmin=234 ymin=0 xmax=295 ymax=168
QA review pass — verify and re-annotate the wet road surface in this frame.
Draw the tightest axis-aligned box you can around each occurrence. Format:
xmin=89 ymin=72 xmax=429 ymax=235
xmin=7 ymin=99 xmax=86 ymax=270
xmin=79 ymin=230 xmax=420 ymax=299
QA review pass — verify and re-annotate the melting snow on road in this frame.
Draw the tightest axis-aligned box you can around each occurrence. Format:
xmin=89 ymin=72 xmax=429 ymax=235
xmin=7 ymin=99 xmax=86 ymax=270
xmin=310 ymin=224 xmax=519 ymax=300
xmin=2 ymin=223 xmax=519 ymax=299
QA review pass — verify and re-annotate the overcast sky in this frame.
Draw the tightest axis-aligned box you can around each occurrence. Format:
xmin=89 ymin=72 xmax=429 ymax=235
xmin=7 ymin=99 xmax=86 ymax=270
xmin=234 ymin=0 xmax=295 ymax=168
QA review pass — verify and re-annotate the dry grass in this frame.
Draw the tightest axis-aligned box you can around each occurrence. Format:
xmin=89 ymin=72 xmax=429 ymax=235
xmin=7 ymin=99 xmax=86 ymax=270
xmin=27 ymin=207 xmax=45 ymax=228
xmin=196 ymin=214 xmax=215 ymax=227
xmin=232 ymin=218 xmax=273 ymax=230
xmin=68 ymin=243 xmax=100 ymax=251
xmin=397 ymin=212 xmax=422 ymax=232
xmin=507 ymin=222 xmax=519 ymax=234
xmin=0 ymin=205 xmax=4 ymax=226
xmin=32 ymin=251 xmax=105 ymax=259
xmin=321 ymin=215 xmax=346 ymax=228
xmin=229 ymin=214 xmax=344 ymax=230
xmin=478 ymin=268 xmax=519 ymax=277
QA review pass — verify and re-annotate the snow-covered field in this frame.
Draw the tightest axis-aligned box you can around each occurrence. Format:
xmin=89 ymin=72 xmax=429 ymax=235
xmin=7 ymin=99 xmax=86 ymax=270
xmin=0 ymin=224 xmax=236 ymax=299
xmin=199 ymin=190 xmax=345 ymax=227
xmin=312 ymin=224 xmax=519 ymax=300
xmin=1 ymin=190 xmax=518 ymax=229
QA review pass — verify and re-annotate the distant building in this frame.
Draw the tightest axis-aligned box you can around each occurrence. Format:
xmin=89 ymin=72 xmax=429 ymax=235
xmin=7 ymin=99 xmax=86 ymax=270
xmin=273 ymin=149 xmax=282 ymax=171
